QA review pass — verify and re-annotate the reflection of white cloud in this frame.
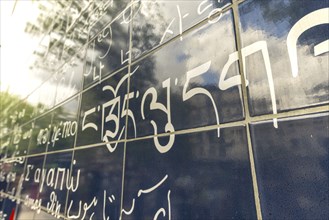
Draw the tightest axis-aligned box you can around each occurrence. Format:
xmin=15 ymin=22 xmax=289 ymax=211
xmin=136 ymin=2 xmax=328 ymax=116
xmin=151 ymin=11 xmax=237 ymax=89
xmin=241 ymin=24 xmax=329 ymax=111
xmin=55 ymin=84 xmax=79 ymax=105
xmin=147 ymin=4 xmax=328 ymax=113
xmin=133 ymin=0 xmax=230 ymax=56
xmin=26 ymin=80 xmax=57 ymax=109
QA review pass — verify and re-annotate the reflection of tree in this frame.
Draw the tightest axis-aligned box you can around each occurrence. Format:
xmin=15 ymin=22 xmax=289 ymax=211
xmin=0 ymin=91 xmax=22 ymax=123
xmin=0 ymin=91 xmax=79 ymax=157
xmin=25 ymin=1 xmax=71 ymax=79
xmin=0 ymin=91 xmax=36 ymax=137
xmin=24 ymin=0 xmax=135 ymax=81
xmin=24 ymin=1 xmax=91 ymax=80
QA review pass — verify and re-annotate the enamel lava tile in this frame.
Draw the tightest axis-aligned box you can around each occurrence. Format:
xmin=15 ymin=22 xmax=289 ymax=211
xmin=250 ymin=113 xmax=329 ymax=219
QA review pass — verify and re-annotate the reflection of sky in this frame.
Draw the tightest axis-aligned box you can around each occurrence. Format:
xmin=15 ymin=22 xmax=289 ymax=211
xmin=1 ymin=0 xmax=233 ymax=107
xmin=1 ymin=0 xmax=87 ymax=109
xmin=2 ymin=0 xmax=327 ymax=113
xmin=150 ymin=10 xmax=237 ymax=87
xmin=239 ymin=0 xmax=329 ymax=39
xmin=1 ymin=1 xmax=42 ymax=98
xmin=140 ymin=0 xmax=328 ymax=116
xmin=239 ymin=0 xmax=329 ymax=113
xmin=239 ymin=1 xmax=290 ymax=38
xmin=132 ymin=0 xmax=231 ymax=56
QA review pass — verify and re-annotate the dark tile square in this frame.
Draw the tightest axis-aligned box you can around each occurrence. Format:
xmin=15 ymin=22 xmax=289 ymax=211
xmin=28 ymin=113 xmax=53 ymax=155
xmin=123 ymin=127 xmax=256 ymax=219
xmin=66 ymin=144 xmax=124 ymax=220
xmin=250 ymin=113 xmax=329 ymax=219
xmin=83 ymin=15 xmax=130 ymax=89
xmin=77 ymin=70 xmax=128 ymax=147
xmin=39 ymin=152 xmax=72 ymax=217
xmin=20 ymin=155 xmax=45 ymax=202
xmin=34 ymin=76 xmax=58 ymax=116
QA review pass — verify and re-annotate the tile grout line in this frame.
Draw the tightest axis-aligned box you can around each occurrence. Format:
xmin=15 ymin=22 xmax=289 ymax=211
xmin=1 ymin=105 xmax=328 ymax=163
xmin=66 ymin=41 xmax=89 ymax=219
xmin=29 ymin=109 xmax=54 ymax=220
xmin=63 ymin=93 xmax=84 ymax=219
xmin=119 ymin=0 xmax=135 ymax=218
xmin=14 ymin=133 xmax=29 ymax=217
xmin=1 ymin=113 xmax=329 ymax=216
xmin=0 ymin=1 xmax=234 ymax=131
xmin=1 ymin=0 xmax=329 ymax=218
xmin=232 ymin=1 xmax=263 ymax=219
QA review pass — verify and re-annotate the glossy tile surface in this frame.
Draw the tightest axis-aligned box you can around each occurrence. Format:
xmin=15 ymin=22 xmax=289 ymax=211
xmin=239 ymin=0 xmax=329 ymax=116
xmin=123 ymin=127 xmax=256 ymax=220
xmin=2 ymin=1 xmax=68 ymax=100
xmin=1 ymin=0 xmax=328 ymax=219
xmin=20 ymin=155 xmax=45 ymax=201
xmin=39 ymin=152 xmax=72 ymax=215
xmin=7 ymin=101 xmax=34 ymax=127
xmin=83 ymin=15 xmax=130 ymax=89
xmin=61 ymin=1 xmax=91 ymax=63
xmin=127 ymin=9 xmax=243 ymax=139
xmin=88 ymin=0 xmax=131 ymax=39
xmin=48 ymin=96 xmax=80 ymax=151
xmin=66 ymin=144 xmax=124 ymax=219
xmin=10 ymin=122 xmax=34 ymax=157
xmin=77 ymin=70 xmax=128 ymax=147
xmin=28 ymin=113 xmax=53 ymax=155
xmin=6 ymin=157 xmax=26 ymax=199
xmin=54 ymin=49 xmax=85 ymax=105
xmin=131 ymin=0 xmax=231 ymax=59
xmin=250 ymin=113 xmax=329 ymax=219
xmin=25 ymin=90 xmax=42 ymax=120
xmin=33 ymin=76 xmax=58 ymax=116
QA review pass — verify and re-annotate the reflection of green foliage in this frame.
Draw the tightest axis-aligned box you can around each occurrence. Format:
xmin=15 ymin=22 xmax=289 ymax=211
xmin=0 ymin=91 xmax=21 ymax=119
xmin=0 ymin=91 xmax=37 ymax=137
xmin=0 ymin=91 xmax=20 ymax=137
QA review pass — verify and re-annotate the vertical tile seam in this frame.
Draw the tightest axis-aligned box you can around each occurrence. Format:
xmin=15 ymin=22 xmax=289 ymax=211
xmin=232 ymin=1 xmax=263 ymax=219
xmin=67 ymin=25 xmax=91 ymax=218
xmin=28 ymin=124 xmax=50 ymax=219
xmin=62 ymin=92 xmax=84 ymax=219
xmin=32 ymin=105 xmax=56 ymax=219
xmin=120 ymin=0 xmax=135 ymax=218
